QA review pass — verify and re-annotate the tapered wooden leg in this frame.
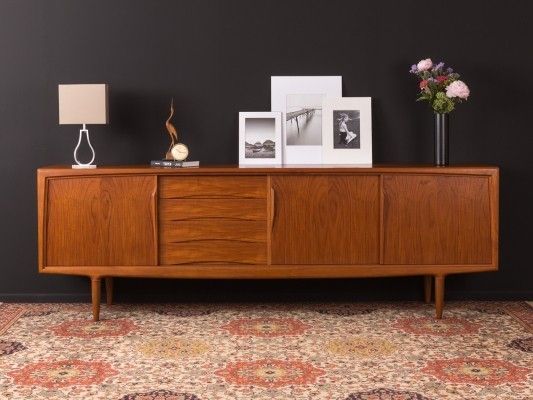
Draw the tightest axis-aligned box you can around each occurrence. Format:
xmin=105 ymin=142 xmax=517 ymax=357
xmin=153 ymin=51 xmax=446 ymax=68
xmin=424 ymin=275 xmax=432 ymax=303
xmin=105 ymin=277 xmax=113 ymax=306
xmin=434 ymin=275 xmax=445 ymax=319
xmin=91 ymin=277 xmax=101 ymax=322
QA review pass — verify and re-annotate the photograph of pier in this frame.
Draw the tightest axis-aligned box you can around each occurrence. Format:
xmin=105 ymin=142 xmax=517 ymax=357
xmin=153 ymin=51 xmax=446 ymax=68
xmin=286 ymin=93 xmax=324 ymax=146
xmin=244 ymin=117 xmax=276 ymax=158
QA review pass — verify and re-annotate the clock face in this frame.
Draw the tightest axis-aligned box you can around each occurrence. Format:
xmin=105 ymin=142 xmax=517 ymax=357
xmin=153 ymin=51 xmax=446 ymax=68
xmin=171 ymin=143 xmax=189 ymax=161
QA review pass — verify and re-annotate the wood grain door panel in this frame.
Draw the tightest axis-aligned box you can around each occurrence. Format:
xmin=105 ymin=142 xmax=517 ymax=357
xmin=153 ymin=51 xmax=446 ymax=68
xmin=382 ymin=175 xmax=493 ymax=265
xmin=46 ymin=176 xmax=157 ymax=266
xmin=271 ymin=175 xmax=380 ymax=264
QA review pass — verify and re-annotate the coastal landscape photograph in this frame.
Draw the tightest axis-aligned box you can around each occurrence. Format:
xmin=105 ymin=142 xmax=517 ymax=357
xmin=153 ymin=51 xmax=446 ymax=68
xmin=244 ymin=117 xmax=276 ymax=158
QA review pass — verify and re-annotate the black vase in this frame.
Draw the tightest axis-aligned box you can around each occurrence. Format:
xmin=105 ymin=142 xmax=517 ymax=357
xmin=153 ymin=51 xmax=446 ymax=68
xmin=434 ymin=113 xmax=449 ymax=166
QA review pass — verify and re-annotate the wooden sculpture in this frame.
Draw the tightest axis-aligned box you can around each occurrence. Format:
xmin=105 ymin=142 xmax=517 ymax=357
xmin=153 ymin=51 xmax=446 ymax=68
xmin=165 ymin=99 xmax=178 ymax=160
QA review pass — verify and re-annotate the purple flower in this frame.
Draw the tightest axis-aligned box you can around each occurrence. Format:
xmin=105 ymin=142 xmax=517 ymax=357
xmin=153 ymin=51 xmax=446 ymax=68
xmin=434 ymin=62 xmax=445 ymax=71
xmin=446 ymin=67 xmax=454 ymax=74
xmin=409 ymin=64 xmax=418 ymax=73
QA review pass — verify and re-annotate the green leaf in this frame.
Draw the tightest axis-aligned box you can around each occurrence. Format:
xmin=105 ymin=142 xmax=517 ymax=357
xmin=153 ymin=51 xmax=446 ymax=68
xmin=432 ymin=92 xmax=455 ymax=113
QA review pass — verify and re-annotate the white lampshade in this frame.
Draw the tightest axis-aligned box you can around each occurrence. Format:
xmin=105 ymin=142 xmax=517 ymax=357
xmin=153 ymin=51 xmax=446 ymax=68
xmin=58 ymin=84 xmax=108 ymax=125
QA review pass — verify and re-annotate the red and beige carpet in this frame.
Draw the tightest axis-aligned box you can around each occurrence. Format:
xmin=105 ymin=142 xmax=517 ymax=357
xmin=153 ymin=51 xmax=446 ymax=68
xmin=0 ymin=301 xmax=531 ymax=399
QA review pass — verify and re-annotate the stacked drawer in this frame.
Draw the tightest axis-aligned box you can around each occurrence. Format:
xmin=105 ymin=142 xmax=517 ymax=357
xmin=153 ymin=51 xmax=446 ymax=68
xmin=158 ymin=176 xmax=267 ymax=265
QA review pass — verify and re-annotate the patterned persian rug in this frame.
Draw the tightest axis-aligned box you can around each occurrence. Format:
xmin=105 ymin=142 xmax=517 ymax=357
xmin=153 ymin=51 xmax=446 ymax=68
xmin=0 ymin=301 xmax=531 ymax=399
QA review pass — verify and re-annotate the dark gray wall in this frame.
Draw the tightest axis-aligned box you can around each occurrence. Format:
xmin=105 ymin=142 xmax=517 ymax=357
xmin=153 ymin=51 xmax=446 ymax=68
xmin=1 ymin=0 xmax=532 ymax=302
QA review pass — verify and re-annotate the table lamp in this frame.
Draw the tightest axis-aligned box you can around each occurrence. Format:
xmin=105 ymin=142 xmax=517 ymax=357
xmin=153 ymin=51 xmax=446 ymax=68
xmin=58 ymin=84 xmax=108 ymax=168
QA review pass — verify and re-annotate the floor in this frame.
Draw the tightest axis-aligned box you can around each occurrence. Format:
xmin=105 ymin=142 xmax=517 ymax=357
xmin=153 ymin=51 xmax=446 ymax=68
xmin=0 ymin=301 xmax=531 ymax=400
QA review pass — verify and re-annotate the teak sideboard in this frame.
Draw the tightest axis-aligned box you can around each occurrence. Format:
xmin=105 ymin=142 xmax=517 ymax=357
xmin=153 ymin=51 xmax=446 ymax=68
xmin=37 ymin=165 xmax=499 ymax=321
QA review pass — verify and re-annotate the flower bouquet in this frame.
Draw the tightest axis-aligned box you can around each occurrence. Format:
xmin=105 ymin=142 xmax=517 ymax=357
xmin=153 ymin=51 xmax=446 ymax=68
xmin=410 ymin=58 xmax=470 ymax=113
xmin=410 ymin=58 xmax=470 ymax=165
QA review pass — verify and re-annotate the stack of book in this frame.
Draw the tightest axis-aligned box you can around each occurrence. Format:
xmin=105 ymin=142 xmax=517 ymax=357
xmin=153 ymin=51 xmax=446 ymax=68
xmin=150 ymin=160 xmax=200 ymax=168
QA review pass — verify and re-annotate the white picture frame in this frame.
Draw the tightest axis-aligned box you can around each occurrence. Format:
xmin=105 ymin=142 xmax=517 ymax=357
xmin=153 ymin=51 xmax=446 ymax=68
xmin=322 ymin=97 xmax=372 ymax=165
xmin=239 ymin=112 xmax=282 ymax=165
xmin=271 ymin=76 xmax=342 ymax=164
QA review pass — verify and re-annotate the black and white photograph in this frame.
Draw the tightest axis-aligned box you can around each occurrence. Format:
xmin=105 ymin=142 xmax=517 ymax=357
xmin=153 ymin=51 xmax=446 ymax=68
xmin=271 ymin=76 xmax=342 ymax=164
xmin=244 ymin=118 xmax=276 ymax=158
xmin=333 ymin=110 xmax=360 ymax=149
xmin=322 ymin=97 xmax=372 ymax=165
xmin=285 ymin=93 xmax=324 ymax=146
xmin=239 ymin=112 xmax=282 ymax=165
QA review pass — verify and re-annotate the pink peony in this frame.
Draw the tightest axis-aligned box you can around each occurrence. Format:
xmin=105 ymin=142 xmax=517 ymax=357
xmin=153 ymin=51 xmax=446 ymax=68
xmin=446 ymin=80 xmax=470 ymax=99
xmin=417 ymin=58 xmax=433 ymax=71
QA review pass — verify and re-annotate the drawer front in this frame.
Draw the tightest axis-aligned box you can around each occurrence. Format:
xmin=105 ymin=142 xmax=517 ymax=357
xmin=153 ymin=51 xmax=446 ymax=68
xmin=159 ymin=199 xmax=266 ymax=221
xmin=160 ymin=220 xmax=266 ymax=243
xmin=160 ymin=240 xmax=266 ymax=265
xmin=159 ymin=176 xmax=266 ymax=199
xmin=158 ymin=175 xmax=268 ymax=265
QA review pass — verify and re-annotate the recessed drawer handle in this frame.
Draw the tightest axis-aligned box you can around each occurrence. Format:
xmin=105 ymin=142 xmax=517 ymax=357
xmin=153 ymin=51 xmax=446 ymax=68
xmin=270 ymin=187 xmax=275 ymax=232
xmin=151 ymin=188 xmax=158 ymax=257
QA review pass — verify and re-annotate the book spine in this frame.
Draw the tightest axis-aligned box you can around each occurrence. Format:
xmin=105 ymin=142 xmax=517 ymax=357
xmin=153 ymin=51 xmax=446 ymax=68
xmin=150 ymin=160 xmax=200 ymax=168
xmin=150 ymin=160 xmax=174 ymax=167
xmin=182 ymin=161 xmax=200 ymax=167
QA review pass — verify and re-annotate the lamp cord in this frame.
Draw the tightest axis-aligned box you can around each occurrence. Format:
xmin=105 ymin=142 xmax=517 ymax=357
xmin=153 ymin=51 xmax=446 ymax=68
xmin=73 ymin=124 xmax=96 ymax=166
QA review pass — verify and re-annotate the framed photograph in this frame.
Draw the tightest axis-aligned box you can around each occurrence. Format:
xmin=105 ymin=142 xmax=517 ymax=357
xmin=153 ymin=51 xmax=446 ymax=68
xmin=239 ymin=112 xmax=282 ymax=165
xmin=271 ymin=76 xmax=342 ymax=164
xmin=322 ymin=97 xmax=372 ymax=165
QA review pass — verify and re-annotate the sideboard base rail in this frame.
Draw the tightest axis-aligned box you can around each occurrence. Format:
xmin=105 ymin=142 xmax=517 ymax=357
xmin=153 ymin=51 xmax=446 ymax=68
xmin=42 ymin=266 xmax=498 ymax=322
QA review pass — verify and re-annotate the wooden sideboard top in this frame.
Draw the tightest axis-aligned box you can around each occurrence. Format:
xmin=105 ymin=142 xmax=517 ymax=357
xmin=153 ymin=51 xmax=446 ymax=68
xmin=38 ymin=164 xmax=499 ymax=177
